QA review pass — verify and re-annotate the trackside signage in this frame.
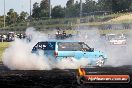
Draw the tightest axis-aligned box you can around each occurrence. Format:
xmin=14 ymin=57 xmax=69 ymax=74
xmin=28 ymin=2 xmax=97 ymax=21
xmin=84 ymin=75 xmax=130 ymax=83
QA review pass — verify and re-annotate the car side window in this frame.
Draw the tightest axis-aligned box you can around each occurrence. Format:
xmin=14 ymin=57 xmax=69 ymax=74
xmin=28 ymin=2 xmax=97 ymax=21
xmin=58 ymin=42 xmax=83 ymax=51
xmin=58 ymin=42 xmax=73 ymax=51
xmin=72 ymin=43 xmax=82 ymax=51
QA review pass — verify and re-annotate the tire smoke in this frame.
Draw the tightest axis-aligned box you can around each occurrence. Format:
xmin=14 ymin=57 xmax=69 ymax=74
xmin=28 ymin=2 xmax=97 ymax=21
xmin=72 ymin=27 xmax=132 ymax=67
xmin=2 ymin=27 xmax=89 ymax=70
xmin=2 ymin=27 xmax=132 ymax=70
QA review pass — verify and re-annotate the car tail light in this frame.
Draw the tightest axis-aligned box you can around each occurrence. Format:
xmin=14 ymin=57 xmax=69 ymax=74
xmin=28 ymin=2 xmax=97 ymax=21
xmin=54 ymin=52 xmax=58 ymax=57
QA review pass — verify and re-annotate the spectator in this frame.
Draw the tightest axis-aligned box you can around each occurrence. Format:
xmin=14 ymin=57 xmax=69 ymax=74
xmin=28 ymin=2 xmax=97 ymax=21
xmin=62 ymin=30 xmax=66 ymax=39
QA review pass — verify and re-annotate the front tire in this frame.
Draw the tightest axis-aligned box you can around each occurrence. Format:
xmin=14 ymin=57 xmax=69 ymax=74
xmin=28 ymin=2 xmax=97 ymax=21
xmin=96 ymin=56 xmax=105 ymax=67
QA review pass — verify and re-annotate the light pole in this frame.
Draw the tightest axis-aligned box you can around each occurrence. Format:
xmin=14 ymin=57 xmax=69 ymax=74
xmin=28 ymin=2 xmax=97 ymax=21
xmin=49 ymin=0 xmax=51 ymax=18
xmin=29 ymin=0 xmax=32 ymax=21
xmin=80 ymin=0 xmax=82 ymax=17
xmin=4 ymin=0 xmax=5 ymax=28
xmin=30 ymin=0 xmax=31 ymax=17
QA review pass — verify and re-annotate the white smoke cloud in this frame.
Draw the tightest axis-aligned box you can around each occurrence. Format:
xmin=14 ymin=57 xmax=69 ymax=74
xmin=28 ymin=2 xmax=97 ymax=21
xmin=56 ymin=58 xmax=89 ymax=69
xmin=2 ymin=27 xmax=132 ymax=70
xmin=2 ymin=27 xmax=89 ymax=70
xmin=74 ymin=27 xmax=132 ymax=67
xmin=2 ymin=38 xmax=52 ymax=70
xmin=105 ymin=37 xmax=132 ymax=66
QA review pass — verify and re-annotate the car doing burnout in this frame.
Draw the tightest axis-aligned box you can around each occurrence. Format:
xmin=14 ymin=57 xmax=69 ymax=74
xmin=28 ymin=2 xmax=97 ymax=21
xmin=32 ymin=40 xmax=107 ymax=67
xmin=109 ymin=38 xmax=126 ymax=45
xmin=106 ymin=33 xmax=127 ymax=45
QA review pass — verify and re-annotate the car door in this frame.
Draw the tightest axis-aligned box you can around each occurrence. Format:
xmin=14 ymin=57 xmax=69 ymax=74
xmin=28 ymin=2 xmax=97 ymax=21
xmin=57 ymin=42 xmax=75 ymax=57
xmin=72 ymin=42 xmax=84 ymax=59
xmin=32 ymin=42 xmax=56 ymax=57
xmin=74 ymin=51 xmax=84 ymax=59
xmin=80 ymin=43 xmax=96 ymax=59
xmin=83 ymin=50 xmax=96 ymax=58
xmin=44 ymin=42 xmax=56 ymax=57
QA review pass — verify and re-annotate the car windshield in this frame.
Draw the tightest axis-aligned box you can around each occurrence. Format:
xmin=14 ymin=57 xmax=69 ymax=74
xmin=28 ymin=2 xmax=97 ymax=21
xmin=80 ymin=42 xmax=91 ymax=51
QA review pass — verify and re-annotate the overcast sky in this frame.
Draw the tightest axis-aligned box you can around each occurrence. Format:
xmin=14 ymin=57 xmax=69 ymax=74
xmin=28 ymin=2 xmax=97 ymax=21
xmin=0 ymin=0 xmax=88 ymax=15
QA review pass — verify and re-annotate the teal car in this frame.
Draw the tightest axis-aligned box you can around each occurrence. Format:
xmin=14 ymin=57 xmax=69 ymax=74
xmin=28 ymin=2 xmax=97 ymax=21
xmin=32 ymin=40 xmax=107 ymax=67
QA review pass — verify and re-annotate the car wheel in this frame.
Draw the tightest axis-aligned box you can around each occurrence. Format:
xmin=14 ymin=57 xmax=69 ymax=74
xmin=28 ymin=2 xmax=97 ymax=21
xmin=96 ymin=56 xmax=105 ymax=67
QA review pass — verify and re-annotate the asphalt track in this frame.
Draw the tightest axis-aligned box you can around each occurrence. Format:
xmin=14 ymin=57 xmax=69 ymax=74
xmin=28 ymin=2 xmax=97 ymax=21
xmin=0 ymin=64 xmax=132 ymax=88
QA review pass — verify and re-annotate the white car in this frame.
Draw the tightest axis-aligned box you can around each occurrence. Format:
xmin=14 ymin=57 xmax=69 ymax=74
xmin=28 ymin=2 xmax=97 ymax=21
xmin=109 ymin=38 xmax=126 ymax=45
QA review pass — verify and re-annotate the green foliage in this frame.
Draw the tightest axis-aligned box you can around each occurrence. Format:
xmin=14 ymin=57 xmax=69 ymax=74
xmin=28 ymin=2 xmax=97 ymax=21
xmin=51 ymin=6 xmax=65 ymax=18
xmin=65 ymin=1 xmax=80 ymax=18
xmin=66 ymin=0 xmax=74 ymax=7
xmin=112 ymin=0 xmax=131 ymax=13
xmin=40 ymin=0 xmax=49 ymax=11
xmin=0 ymin=42 xmax=9 ymax=61
xmin=6 ymin=9 xmax=18 ymax=25
xmin=32 ymin=2 xmax=40 ymax=19
xmin=31 ymin=0 xmax=132 ymax=19
xmin=0 ymin=16 xmax=4 ymax=27
xmin=18 ymin=11 xmax=28 ymax=22
xmin=83 ymin=0 xmax=97 ymax=14
xmin=97 ymin=0 xmax=112 ymax=11
xmin=0 ymin=0 xmax=132 ymax=28
xmin=4 ymin=9 xmax=28 ymax=26
xmin=32 ymin=0 xmax=50 ymax=19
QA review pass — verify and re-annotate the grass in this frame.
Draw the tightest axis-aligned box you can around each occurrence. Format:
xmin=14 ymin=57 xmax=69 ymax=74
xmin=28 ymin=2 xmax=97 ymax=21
xmin=99 ymin=29 xmax=132 ymax=35
xmin=0 ymin=42 xmax=10 ymax=62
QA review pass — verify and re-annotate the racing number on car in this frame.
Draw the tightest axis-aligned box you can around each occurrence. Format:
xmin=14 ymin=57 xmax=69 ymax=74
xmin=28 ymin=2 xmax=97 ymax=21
xmin=34 ymin=43 xmax=47 ymax=50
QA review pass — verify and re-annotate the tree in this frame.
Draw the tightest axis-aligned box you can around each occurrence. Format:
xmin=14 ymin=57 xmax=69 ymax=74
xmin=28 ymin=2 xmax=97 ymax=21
xmin=97 ymin=0 xmax=112 ymax=11
xmin=40 ymin=0 xmax=49 ymax=10
xmin=51 ymin=5 xmax=65 ymax=18
xmin=112 ymin=0 xmax=131 ymax=13
xmin=6 ymin=9 xmax=18 ymax=25
xmin=97 ymin=0 xmax=131 ymax=13
xmin=0 ymin=16 xmax=4 ymax=27
xmin=32 ymin=2 xmax=41 ymax=19
xmin=31 ymin=0 xmax=132 ymax=19
xmin=40 ymin=0 xmax=50 ymax=17
xmin=66 ymin=0 xmax=74 ymax=7
xmin=19 ymin=11 xmax=28 ymax=22
xmin=83 ymin=0 xmax=97 ymax=14
xmin=66 ymin=0 xmax=79 ymax=18
xmin=65 ymin=1 xmax=80 ymax=18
